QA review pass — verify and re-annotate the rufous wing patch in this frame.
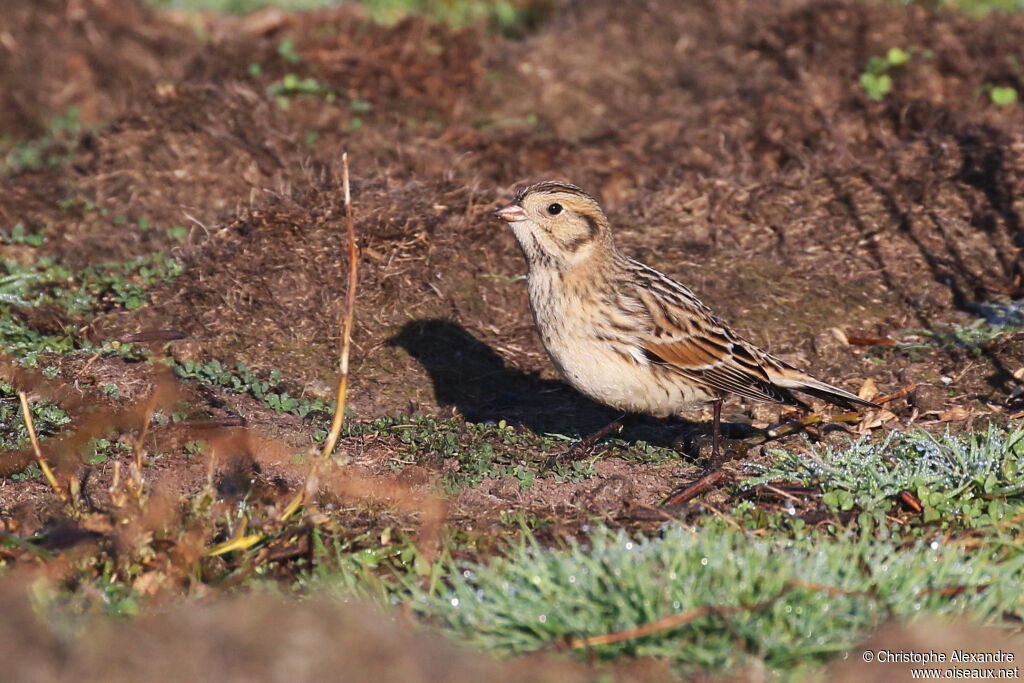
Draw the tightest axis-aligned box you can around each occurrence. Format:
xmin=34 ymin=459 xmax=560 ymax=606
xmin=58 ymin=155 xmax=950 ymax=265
xmin=644 ymin=338 xmax=722 ymax=369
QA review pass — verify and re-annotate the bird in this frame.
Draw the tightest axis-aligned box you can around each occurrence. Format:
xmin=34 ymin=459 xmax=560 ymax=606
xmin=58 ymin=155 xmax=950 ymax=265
xmin=492 ymin=180 xmax=880 ymax=456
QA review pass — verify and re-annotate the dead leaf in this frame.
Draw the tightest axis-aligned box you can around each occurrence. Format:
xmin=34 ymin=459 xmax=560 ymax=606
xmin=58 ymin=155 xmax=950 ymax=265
xmin=937 ymin=406 xmax=971 ymax=422
xmin=858 ymin=409 xmax=898 ymax=431
xmin=858 ymin=378 xmax=879 ymax=402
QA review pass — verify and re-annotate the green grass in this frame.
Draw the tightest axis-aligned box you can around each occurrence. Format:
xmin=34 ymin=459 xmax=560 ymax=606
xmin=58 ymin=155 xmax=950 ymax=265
xmin=330 ymin=414 xmax=684 ymax=492
xmin=0 ymin=223 xmax=47 ymax=247
xmin=747 ymin=425 xmax=1024 ymax=526
xmin=1 ymin=254 xmax=183 ymax=366
xmin=0 ymin=107 xmax=82 ymax=176
xmin=172 ymin=359 xmax=335 ymax=420
xmin=913 ymin=319 xmax=1024 ymax=354
xmin=152 ymin=0 xmax=337 ymax=11
xmin=862 ymin=306 xmax=1024 ymax=362
xmin=302 ymin=425 xmax=1024 ymax=676
xmin=912 ymin=0 xmax=1024 ymax=14
xmin=313 ymin=521 xmax=1024 ymax=676
xmin=0 ymin=381 xmax=71 ymax=454
xmin=148 ymin=0 xmax=545 ymax=32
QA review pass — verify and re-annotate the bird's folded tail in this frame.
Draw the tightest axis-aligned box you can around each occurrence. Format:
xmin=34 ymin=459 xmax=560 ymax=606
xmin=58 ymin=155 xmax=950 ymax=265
xmin=773 ymin=372 xmax=881 ymax=410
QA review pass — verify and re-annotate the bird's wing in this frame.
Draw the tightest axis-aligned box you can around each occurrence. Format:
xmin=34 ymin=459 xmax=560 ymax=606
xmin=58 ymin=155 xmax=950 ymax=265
xmin=628 ymin=280 xmax=805 ymax=406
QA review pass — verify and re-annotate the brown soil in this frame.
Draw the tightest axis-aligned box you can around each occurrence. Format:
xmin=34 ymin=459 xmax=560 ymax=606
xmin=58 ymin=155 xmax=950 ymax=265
xmin=2 ymin=0 xmax=1023 ymax=503
xmin=1 ymin=0 xmax=1024 ymax=654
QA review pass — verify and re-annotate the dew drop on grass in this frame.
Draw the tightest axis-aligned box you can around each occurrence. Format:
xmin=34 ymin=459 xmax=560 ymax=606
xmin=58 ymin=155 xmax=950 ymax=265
xmin=451 ymin=598 xmax=460 ymax=607
xmin=625 ymin=541 xmax=633 ymax=550
xmin=930 ymin=541 xmax=940 ymax=550
xmin=539 ymin=614 xmax=547 ymax=623
xmin=673 ymin=601 xmax=681 ymax=610
xmin=700 ymin=557 xmax=708 ymax=566
xmin=568 ymin=575 xmax=576 ymax=584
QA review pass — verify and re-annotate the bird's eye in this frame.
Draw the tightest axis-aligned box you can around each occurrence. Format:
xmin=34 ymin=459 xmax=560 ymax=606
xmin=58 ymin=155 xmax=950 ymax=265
xmin=547 ymin=203 xmax=563 ymax=215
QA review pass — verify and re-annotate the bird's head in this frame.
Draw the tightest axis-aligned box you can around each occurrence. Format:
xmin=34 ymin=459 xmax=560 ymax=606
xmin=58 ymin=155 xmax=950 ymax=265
xmin=493 ymin=181 xmax=612 ymax=270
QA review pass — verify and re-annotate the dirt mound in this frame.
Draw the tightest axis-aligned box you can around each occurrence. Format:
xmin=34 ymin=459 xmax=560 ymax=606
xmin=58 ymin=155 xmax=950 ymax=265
xmin=98 ymin=176 xmax=518 ymax=416
xmin=0 ymin=583 xmax=672 ymax=682
xmin=191 ymin=8 xmax=485 ymax=124
xmin=3 ymin=81 xmax=303 ymax=269
xmin=0 ymin=0 xmax=199 ymax=138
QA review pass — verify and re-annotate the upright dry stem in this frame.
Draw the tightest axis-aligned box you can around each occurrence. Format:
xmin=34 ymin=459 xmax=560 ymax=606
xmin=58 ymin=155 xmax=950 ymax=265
xmin=320 ymin=152 xmax=359 ymax=460
xmin=17 ymin=391 xmax=67 ymax=503
xmin=272 ymin=153 xmax=360 ymax=528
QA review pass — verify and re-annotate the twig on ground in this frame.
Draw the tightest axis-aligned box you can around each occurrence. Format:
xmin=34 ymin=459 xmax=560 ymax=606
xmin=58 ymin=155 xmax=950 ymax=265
xmin=874 ymin=383 xmax=916 ymax=405
xmin=662 ymin=470 xmax=726 ymax=506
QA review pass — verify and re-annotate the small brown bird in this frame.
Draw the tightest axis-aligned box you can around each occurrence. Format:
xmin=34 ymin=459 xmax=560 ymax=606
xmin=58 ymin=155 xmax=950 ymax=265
xmin=493 ymin=180 xmax=878 ymax=454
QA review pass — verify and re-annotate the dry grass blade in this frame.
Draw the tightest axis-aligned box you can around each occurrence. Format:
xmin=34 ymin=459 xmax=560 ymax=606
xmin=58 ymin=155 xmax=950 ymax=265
xmin=561 ymin=595 xmax=788 ymax=651
xmin=561 ymin=580 xmax=876 ymax=650
xmin=17 ymin=391 xmax=67 ymax=504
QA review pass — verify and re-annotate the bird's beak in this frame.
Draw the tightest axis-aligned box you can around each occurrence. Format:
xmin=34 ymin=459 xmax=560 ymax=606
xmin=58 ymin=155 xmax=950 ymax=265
xmin=493 ymin=203 xmax=528 ymax=223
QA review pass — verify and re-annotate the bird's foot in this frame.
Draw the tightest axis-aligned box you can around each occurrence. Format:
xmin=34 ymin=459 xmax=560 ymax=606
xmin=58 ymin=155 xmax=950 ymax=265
xmin=671 ymin=433 xmax=749 ymax=464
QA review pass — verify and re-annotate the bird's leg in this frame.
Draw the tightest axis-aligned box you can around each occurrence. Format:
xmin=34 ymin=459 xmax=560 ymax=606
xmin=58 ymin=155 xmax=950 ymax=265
xmin=545 ymin=413 xmax=628 ymax=469
xmin=662 ymin=400 xmax=726 ymax=507
xmin=711 ymin=399 xmax=723 ymax=461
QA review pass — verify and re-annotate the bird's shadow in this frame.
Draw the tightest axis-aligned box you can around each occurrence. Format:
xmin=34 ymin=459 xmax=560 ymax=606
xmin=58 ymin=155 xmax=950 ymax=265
xmin=389 ymin=318 xmax=742 ymax=450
